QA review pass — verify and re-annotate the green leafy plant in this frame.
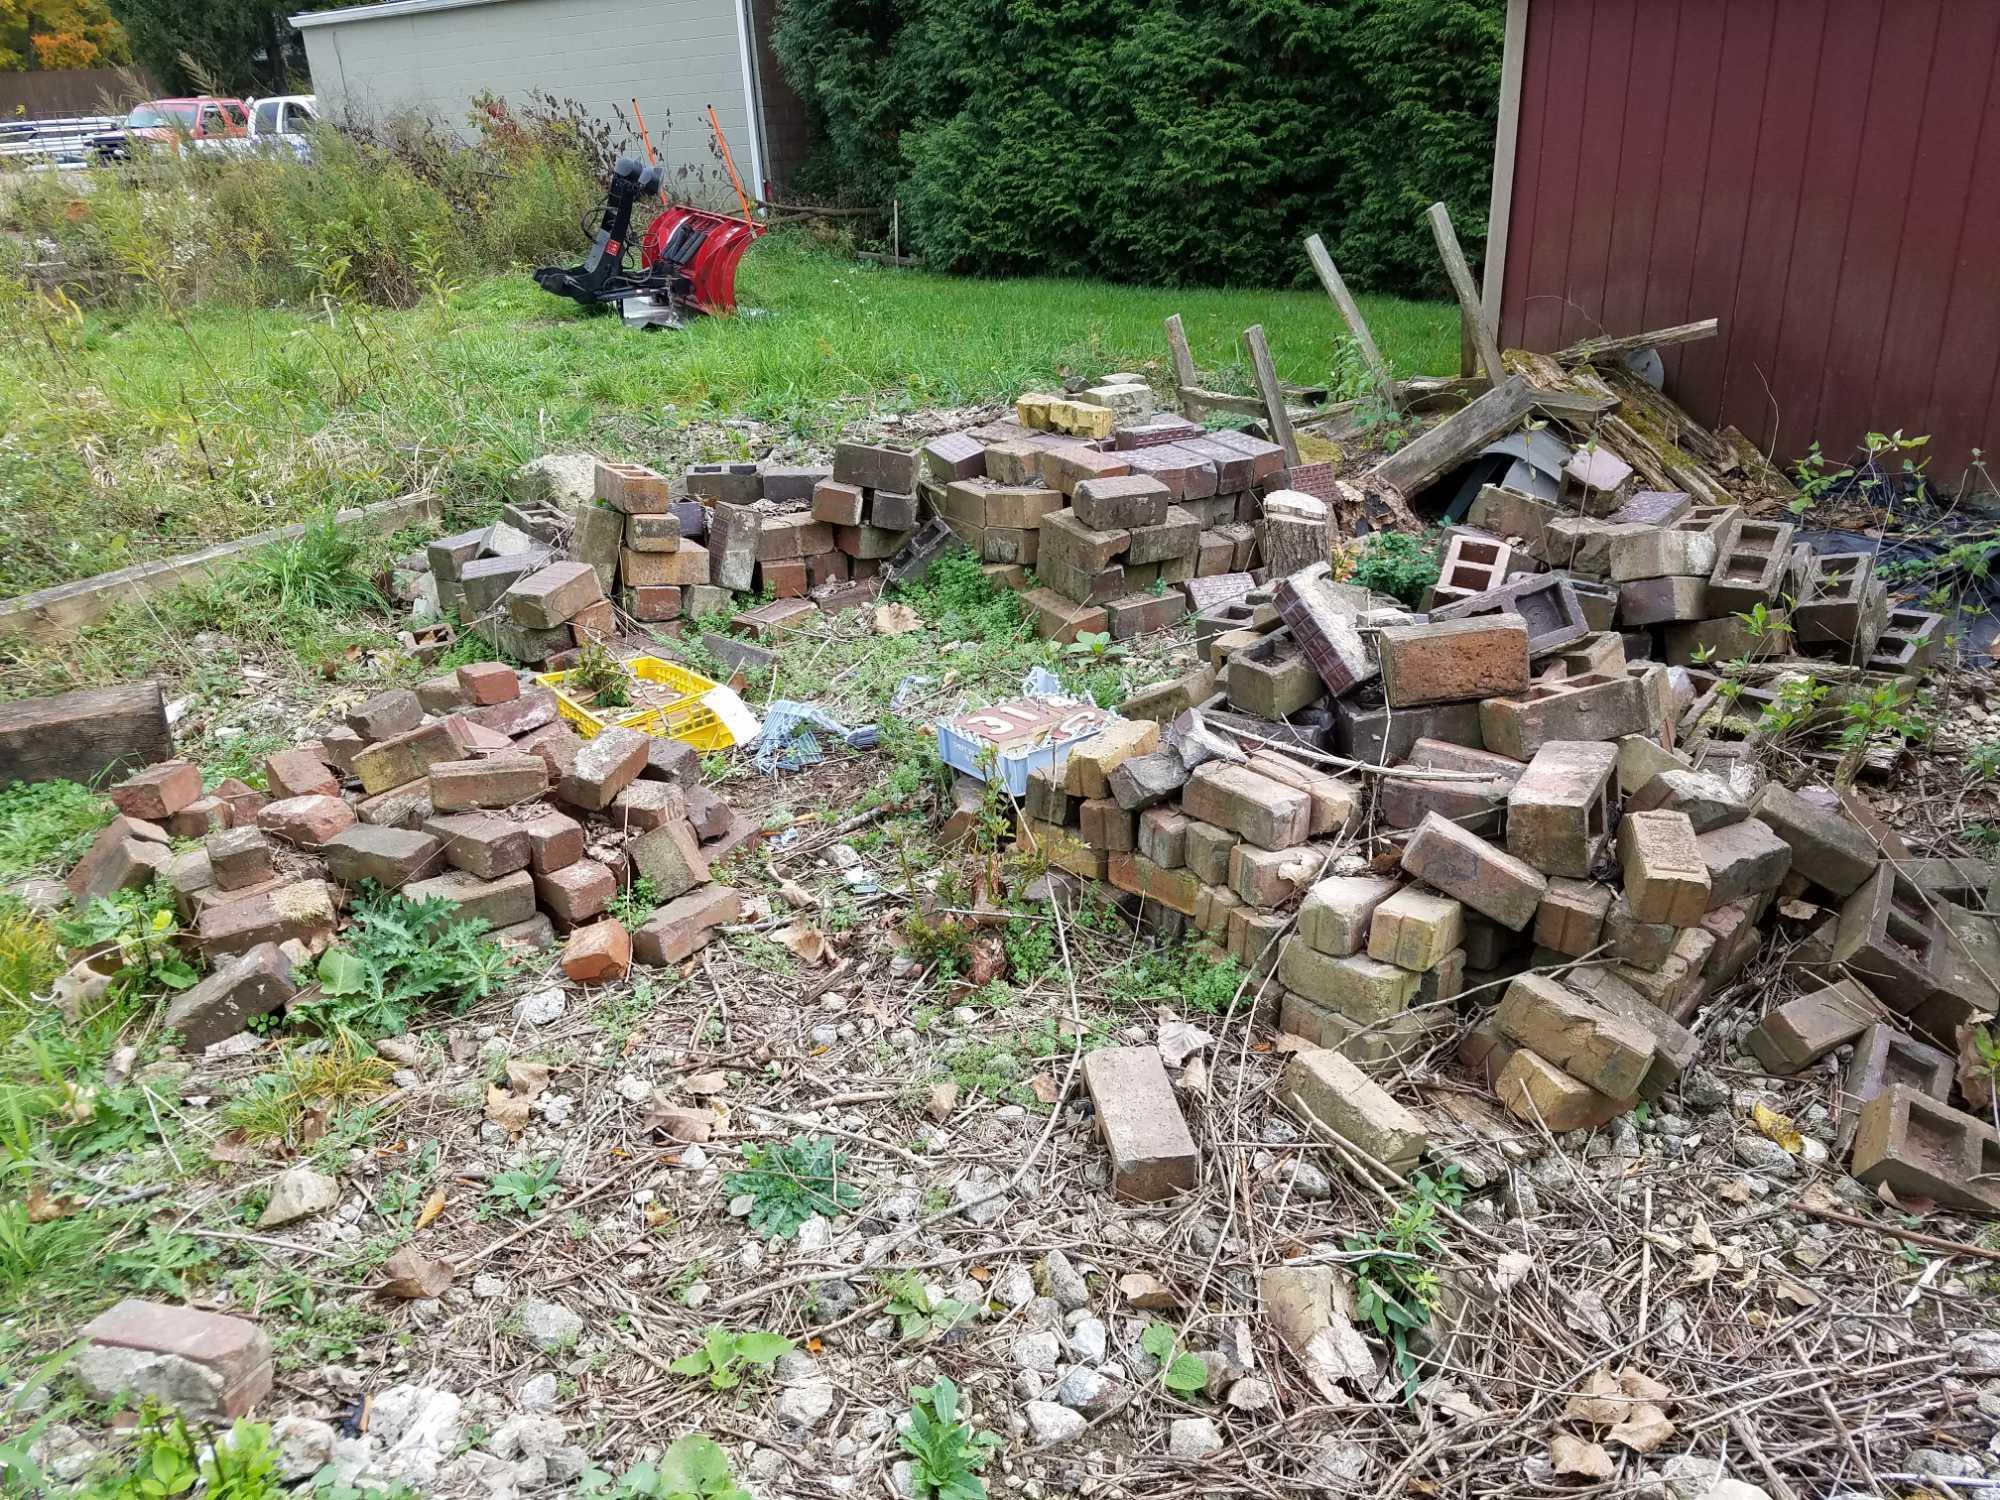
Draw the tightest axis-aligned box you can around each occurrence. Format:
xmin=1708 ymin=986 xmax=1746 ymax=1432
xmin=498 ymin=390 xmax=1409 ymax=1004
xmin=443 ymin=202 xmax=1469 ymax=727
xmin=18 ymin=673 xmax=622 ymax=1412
xmin=567 ymin=642 xmax=634 ymax=708
xmin=56 ymin=887 xmax=202 ymax=999
xmin=899 ymin=1376 xmax=1000 ymax=1500
xmin=881 ymin=1273 xmax=972 ymax=1342
xmin=75 ymin=1409 xmax=283 ymax=1500
xmin=486 ymin=1158 xmax=562 ymax=1216
xmin=242 ymin=512 xmax=385 ymax=619
xmin=306 ymin=882 xmax=513 ymax=1035
xmin=723 ymin=1134 xmax=863 ymax=1239
xmin=1348 ymin=529 xmax=1441 ymax=609
xmin=1345 ymin=1167 xmax=1465 ymax=1399
xmin=578 ymin=1434 xmax=752 ymax=1500
xmin=0 ymin=778 xmax=114 ymax=879
xmin=608 ymin=875 xmax=659 ymax=928
xmin=1139 ymin=1321 xmax=1210 ymax=1393
xmin=1062 ymin=630 xmax=1128 ymax=663
xmin=1106 ymin=943 xmax=1249 ymax=1016
xmin=1971 ymin=742 xmax=2000 ymax=781
xmin=667 ymin=1326 xmax=794 ymax=1389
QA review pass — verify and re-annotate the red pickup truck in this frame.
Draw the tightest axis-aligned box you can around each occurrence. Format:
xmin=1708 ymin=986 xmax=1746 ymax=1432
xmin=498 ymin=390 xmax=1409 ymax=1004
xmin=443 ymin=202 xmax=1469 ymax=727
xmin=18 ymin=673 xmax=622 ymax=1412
xmin=91 ymin=98 xmax=250 ymax=162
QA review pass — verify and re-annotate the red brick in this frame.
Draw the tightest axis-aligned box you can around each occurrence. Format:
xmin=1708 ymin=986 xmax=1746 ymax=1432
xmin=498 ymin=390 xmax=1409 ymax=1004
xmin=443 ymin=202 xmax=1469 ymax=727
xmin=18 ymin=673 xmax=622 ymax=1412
xmin=321 ymin=826 xmax=444 ymax=889
xmin=1376 ymin=617 xmax=1531 ymax=707
xmin=429 ymin=754 xmax=547 ymax=811
xmin=402 ymin=868 xmax=537 ymax=928
xmin=507 ymin=561 xmax=605 ymax=629
xmin=562 ymin=920 xmax=632 ymax=983
xmin=78 ymin=1299 xmax=274 ymax=1421
xmin=625 ymin=585 xmax=683 ymax=622
xmin=523 ymin=810 xmax=585 ymax=874
xmin=423 ymin=811 xmax=531 ymax=879
xmin=163 ymin=943 xmax=295 ymax=1048
xmin=263 ymin=749 xmax=338 ymax=801
xmin=812 ymin=480 xmax=865 ymax=526
xmin=757 ymin=558 xmax=808 ymax=597
xmin=110 ymin=760 xmax=203 ymax=821
xmin=211 ymin=778 xmax=267 ymax=826
xmin=628 ymin=819 xmax=710 ymax=899
xmin=196 ymin=880 xmax=337 ymax=959
xmin=633 ymin=885 xmax=741 ymax=965
xmin=611 ymin=780 xmax=687 ymax=833
xmin=256 ymin=794 xmax=357 ymax=848
xmin=167 ymin=797 xmax=231 ymax=838
xmin=456 ymin=662 xmax=520 ymax=706
xmin=534 ymin=858 xmax=616 ymax=925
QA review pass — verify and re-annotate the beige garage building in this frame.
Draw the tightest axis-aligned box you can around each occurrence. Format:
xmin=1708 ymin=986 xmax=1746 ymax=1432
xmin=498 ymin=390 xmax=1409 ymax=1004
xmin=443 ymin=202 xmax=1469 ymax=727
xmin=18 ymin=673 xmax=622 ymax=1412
xmin=290 ymin=0 xmax=808 ymax=200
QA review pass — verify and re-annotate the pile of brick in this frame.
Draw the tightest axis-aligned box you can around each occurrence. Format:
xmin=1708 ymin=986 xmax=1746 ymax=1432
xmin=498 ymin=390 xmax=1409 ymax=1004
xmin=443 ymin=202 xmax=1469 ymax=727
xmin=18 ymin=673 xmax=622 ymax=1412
xmin=975 ymin=517 xmax=1993 ymax=1204
xmin=66 ymin=663 xmax=751 ymax=1049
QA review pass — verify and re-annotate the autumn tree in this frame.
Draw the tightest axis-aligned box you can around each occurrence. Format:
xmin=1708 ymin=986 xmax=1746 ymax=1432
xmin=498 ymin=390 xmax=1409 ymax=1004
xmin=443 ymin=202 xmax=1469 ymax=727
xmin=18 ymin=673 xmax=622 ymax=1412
xmin=0 ymin=0 xmax=131 ymax=70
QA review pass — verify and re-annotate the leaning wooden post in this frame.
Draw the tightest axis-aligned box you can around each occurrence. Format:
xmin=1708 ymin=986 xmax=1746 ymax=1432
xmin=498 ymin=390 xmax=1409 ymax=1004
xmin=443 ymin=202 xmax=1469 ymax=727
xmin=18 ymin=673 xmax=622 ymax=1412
xmin=1164 ymin=313 xmax=1198 ymax=418
xmin=1303 ymin=233 xmax=1400 ymax=414
xmin=1243 ymin=324 xmax=1299 ymax=468
xmin=1425 ymin=201 xmax=1506 ymax=387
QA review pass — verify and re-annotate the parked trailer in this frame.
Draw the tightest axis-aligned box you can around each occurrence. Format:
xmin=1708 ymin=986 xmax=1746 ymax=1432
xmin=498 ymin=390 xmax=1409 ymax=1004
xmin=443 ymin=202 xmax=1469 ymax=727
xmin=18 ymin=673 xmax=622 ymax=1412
xmin=0 ymin=116 xmax=120 ymax=171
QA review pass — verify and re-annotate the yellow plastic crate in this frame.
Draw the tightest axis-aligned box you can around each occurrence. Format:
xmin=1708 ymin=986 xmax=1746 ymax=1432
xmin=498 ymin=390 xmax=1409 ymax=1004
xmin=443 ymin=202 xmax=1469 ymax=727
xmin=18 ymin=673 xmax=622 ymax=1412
xmin=536 ymin=655 xmax=736 ymax=751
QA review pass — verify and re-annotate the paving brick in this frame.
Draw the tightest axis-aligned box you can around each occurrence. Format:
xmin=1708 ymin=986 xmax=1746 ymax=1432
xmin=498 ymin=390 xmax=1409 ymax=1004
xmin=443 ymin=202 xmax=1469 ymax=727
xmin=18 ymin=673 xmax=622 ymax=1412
xmin=1506 ymin=740 xmax=1617 ymax=878
xmin=1278 ymin=943 xmax=1420 ymax=1024
xmin=1400 ymin=812 xmax=1548 ymax=930
xmin=1479 ymin=671 xmax=1655 ymax=761
xmin=555 ymin=726 xmax=648 ymax=812
xmin=1297 ymin=876 xmax=1398 ymax=957
xmin=1079 ymin=797 xmax=1135 ymax=852
xmin=1494 ymin=973 xmax=1655 ymax=1097
xmin=78 ymin=1299 xmax=274 ymax=1422
xmin=1494 ymin=1047 xmax=1629 ymax=1131
xmin=403 ymin=868 xmax=536 ymax=928
xmin=627 ymin=820 xmax=710 ymax=900
xmin=1277 ymin=1048 xmax=1426 ymax=1171
xmin=108 ymin=759 xmax=202 ymax=822
xmin=1746 ymin=980 xmax=1878 ymax=1073
xmin=425 ymin=754 xmax=544 ymax=812
xmin=1431 ymin=574 xmax=1590 ymax=656
xmin=353 ymin=718 xmax=471 ymax=796
xmin=632 ymin=885 xmax=740 ymax=965
xmin=1377 ymin=616 xmax=1531 ymax=707
xmin=1107 ymin=851 xmax=1201 ymax=914
xmin=1182 ymin=763 xmax=1311 ymax=850
xmin=1080 ymin=1046 xmax=1198 ymax=1202
xmin=256 ymin=794 xmax=356 ymax=848
xmin=534 ymin=858 xmax=616 ymax=925
xmin=1367 ymin=885 xmax=1464 ymax=970
xmin=422 ymin=811 xmax=531 ymax=879
xmin=1696 ymin=817 xmax=1793 ymax=910
xmin=318 ymin=827 xmax=441 ymax=892
xmin=161 ymin=942 xmax=294 ymax=1048
xmin=196 ymin=880 xmax=337 ymax=959
xmin=1850 ymin=1084 xmax=2000 ymax=1212
xmin=1617 ymin=809 xmax=1711 ymax=925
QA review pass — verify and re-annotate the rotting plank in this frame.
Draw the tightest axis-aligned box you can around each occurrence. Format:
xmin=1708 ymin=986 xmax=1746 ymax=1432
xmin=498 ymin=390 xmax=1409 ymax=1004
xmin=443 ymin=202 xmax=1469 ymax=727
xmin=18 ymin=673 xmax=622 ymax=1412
xmin=1243 ymin=324 xmax=1300 ymax=468
xmin=1164 ymin=314 xmax=1197 ymax=416
xmin=1555 ymin=318 xmax=1721 ymax=366
xmin=0 ymin=681 xmax=171 ymax=788
xmin=1369 ymin=374 xmax=1533 ymax=500
xmin=1304 ymin=234 xmax=1400 ymax=413
xmin=0 ymin=491 xmax=441 ymax=645
xmin=1426 ymin=202 xmax=1506 ymax=386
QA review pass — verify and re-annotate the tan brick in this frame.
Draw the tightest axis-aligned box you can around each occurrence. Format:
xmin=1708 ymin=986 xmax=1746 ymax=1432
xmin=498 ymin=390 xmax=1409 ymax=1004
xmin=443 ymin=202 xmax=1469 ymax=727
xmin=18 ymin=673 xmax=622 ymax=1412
xmin=1376 ymin=616 xmax=1531 ymax=707
xmin=1107 ymin=852 xmax=1200 ymax=915
xmin=1277 ymin=944 xmax=1419 ymax=1024
xmin=1297 ymin=875 xmax=1398 ymax=956
xmin=1618 ymin=809 xmax=1711 ymax=925
xmin=262 ymin=749 xmax=338 ymax=801
xmin=1493 ymin=973 xmax=1656 ymax=1097
xmin=1182 ymin=763 xmax=1312 ymax=851
xmin=1229 ymin=842 xmax=1321 ymax=908
xmin=1535 ymin=878 xmax=1612 ymax=957
xmin=1494 ymin=1048 xmax=1628 ymax=1131
xmin=1400 ymin=812 xmax=1548 ymax=931
xmin=1062 ymin=719 xmax=1160 ymax=798
xmin=1366 ymin=886 xmax=1464 ymax=970
xmin=1277 ymin=1048 xmax=1427 ymax=1170
xmin=353 ymin=718 xmax=471 ymax=796
xmin=1081 ymin=1047 xmax=1198 ymax=1201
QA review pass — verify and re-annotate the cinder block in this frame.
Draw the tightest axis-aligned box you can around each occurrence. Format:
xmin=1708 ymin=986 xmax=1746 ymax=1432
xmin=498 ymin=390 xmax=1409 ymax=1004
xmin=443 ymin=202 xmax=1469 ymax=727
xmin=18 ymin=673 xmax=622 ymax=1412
xmin=1431 ymin=574 xmax=1590 ymax=656
xmin=1506 ymin=740 xmax=1617 ymax=878
xmin=1830 ymin=866 xmax=1946 ymax=1011
xmin=1618 ymin=809 xmax=1711 ymax=925
xmin=1792 ymin=551 xmax=1883 ymax=647
xmin=1333 ymin=694 xmax=1483 ymax=768
xmin=1706 ymin=517 xmax=1795 ymax=612
xmin=1619 ymin=575 xmax=1711 ymax=626
xmin=1081 ymin=1047 xmax=1199 ymax=1201
xmin=1425 ymin=531 xmax=1513 ymax=608
xmin=1480 ymin=672 xmax=1654 ymax=762
xmin=1850 ymin=1085 xmax=2000 ymax=1212
xmin=1225 ymin=635 xmax=1321 ymax=719
xmin=1400 ymin=811 xmax=1548 ymax=931
xmin=1609 ymin=527 xmax=1718 ymax=582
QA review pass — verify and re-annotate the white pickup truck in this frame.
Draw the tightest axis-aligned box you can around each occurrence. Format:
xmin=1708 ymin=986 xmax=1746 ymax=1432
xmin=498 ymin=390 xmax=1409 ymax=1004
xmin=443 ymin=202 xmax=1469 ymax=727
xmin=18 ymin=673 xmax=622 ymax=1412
xmin=246 ymin=95 xmax=318 ymax=158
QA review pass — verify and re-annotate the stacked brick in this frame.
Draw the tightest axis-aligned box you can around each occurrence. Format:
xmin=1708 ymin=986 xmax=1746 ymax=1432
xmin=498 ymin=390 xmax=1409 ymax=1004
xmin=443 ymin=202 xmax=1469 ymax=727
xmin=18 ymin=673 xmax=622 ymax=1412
xmin=73 ymin=663 xmax=752 ymax=1051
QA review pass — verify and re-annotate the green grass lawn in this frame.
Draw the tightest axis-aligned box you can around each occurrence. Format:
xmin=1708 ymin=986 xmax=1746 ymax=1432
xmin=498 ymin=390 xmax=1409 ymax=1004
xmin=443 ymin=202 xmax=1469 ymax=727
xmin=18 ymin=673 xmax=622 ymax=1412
xmin=0 ymin=231 xmax=1456 ymax=598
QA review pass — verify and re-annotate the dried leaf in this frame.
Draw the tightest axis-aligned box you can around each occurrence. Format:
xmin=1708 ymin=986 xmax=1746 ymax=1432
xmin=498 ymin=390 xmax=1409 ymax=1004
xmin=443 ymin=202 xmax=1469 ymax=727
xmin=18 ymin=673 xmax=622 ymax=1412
xmin=485 ymin=1084 xmax=531 ymax=1134
xmin=1608 ymin=1403 xmax=1676 ymax=1453
xmin=1157 ymin=1021 xmax=1214 ymax=1068
xmin=681 ymin=1071 xmax=728 ymax=1096
xmin=506 ymin=1061 xmax=551 ymax=1099
xmin=1550 ymin=1435 xmax=1613 ymax=1479
xmin=1773 ymin=1273 xmax=1821 ymax=1309
xmin=1027 ymin=1073 xmax=1061 ymax=1105
xmin=777 ymin=880 xmax=816 ymax=910
xmin=25 ymin=1186 xmax=73 ymax=1223
xmin=1179 ymin=1056 xmax=1209 ymax=1096
xmin=778 ymin=925 xmax=831 ymax=966
xmin=381 ymin=1245 xmax=455 ymax=1299
xmin=927 ymin=1083 xmax=958 ymax=1122
xmin=416 ymin=1188 xmax=447 ymax=1230
xmin=1690 ymin=1213 xmax=1718 ymax=1250
xmin=1751 ymin=1102 xmax=1804 ymax=1154
xmin=1715 ymin=1177 xmax=1753 ymax=1204
xmin=642 ymin=1101 xmax=715 ymax=1143
xmin=1688 ymin=1253 xmax=1719 ymax=1285
xmin=1564 ymin=1369 xmax=1630 ymax=1425
xmin=1618 ymin=1370 xmax=1672 ymax=1404
xmin=873 ymin=603 xmax=923 ymax=636
xmin=209 ymin=1129 xmax=257 ymax=1165
xmin=1429 ymin=1385 xmax=1488 ymax=1421
xmin=1777 ymin=898 xmax=1820 ymax=921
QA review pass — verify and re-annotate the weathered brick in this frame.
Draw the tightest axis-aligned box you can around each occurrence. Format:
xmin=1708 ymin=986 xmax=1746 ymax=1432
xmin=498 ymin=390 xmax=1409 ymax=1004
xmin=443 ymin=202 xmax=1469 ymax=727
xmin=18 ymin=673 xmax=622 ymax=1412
xmin=1431 ymin=574 xmax=1590 ymax=656
xmin=1751 ymin=782 xmax=1877 ymax=897
xmin=1535 ymin=878 xmax=1612 ymax=958
xmin=1277 ymin=1048 xmax=1427 ymax=1170
xmin=1376 ymin=617 xmax=1531 ymax=707
xmin=1494 ymin=973 xmax=1655 ymax=1097
xmin=1062 ymin=719 xmax=1160 ymax=798
xmin=1079 ymin=797 xmax=1135 ymax=852
xmin=1829 ymin=865 xmax=1945 ymax=1011
xmin=202 ymin=827 xmax=273 ymax=893
xmin=424 ymin=754 xmax=543 ymax=812
xmin=1226 ymin=905 xmax=1288 ymax=974
xmin=256 ymin=794 xmax=356 ymax=848
xmin=1081 ymin=1046 xmax=1198 ymax=1201
xmin=1104 ymin=592 xmax=1186 ymax=641
xmin=1182 ymin=763 xmax=1311 ymax=851
xmin=1107 ymin=851 xmax=1201 ymax=914
xmin=832 ymin=440 xmax=916 ymax=493
xmin=78 ymin=1299 xmax=273 ymax=1422
xmin=1696 ymin=817 xmax=1793 ymax=909
xmin=623 ymin=512 xmax=682 ymax=553
xmin=1618 ymin=809 xmax=1711 ymax=925
xmin=1107 ymin=750 xmax=1188 ymax=812
xmin=1479 ymin=671 xmax=1654 ymax=762
xmin=110 ymin=760 xmax=202 ymax=822
xmin=317 ymin=825 xmax=442 ymax=890
xmin=1071 ymin=474 xmax=1170 ymax=531
xmin=628 ymin=820 xmax=710 ymax=900
xmin=1609 ymin=527 xmax=1718 ymax=582
xmin=1494 ymin=1048 xmax=1628 ymax=1131
xmin=1136 ymin=806 xmax=1188 ymax=868
xmin=1505 ymin=740 xmax=1617 ymax=878
xmin=403 ymin=868 xmax=536 ymax=928
xmin=1278 ymin=944 xmax=1419 ymax=1024
xmin=682 ymin=462 xmax=759 ymax=505
xmin=163 ymin=943 xmax=294 ymax=1048
xmin=353 ymin=718 xmax=471 ymax=796
xmin=1039 ymin=446 xmax=1131 ymax=497
xmin=1229 ymin=842 xmax=1322 ymax=908
xmin=1400 ymin=812 xmax=1548 ymax=931
xmin=1297 ymin=875 xmax=1398 ymax=957
xmin=423 ymin=811 xmax=531 ymax=879
xmin=346 ymin=689 xmax=423 ymax=743
xmin=1241 ymin=754 xmax=1359 ymax=840
xmin=507 ymin=562 xmax=605 ymax=629
xmin=1367 ymin=886 xmax=1464 ymax=970
xmin=534 ymin=858 xmax=616 ymax=925
xmin=196 ymin=880 xmax=337 ymax=959
xmin=1745 ymin=980 xmax=1878 ymax=1073
xmin=1279 ymin=993 xmax=1440 ymax=1070
xmin=632 ymin=884 xmax=740 ymax=965
xmin=554 ymin=726 xmax=648 ymax=812
xmin=1851 ymin=1085 xmax=2000 ymax=1212
xmin=594 ymin=459 xmax=671 ymax=512
xmin=1184 ymin=821 xmax=1239 ymax=885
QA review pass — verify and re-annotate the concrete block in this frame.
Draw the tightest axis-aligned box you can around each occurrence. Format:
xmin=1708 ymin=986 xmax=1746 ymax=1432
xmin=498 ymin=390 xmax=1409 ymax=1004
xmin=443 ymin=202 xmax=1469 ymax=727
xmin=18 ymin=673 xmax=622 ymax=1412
xmin=1831 ymin=865 xmax=1946 ymax=1011
xmin=1479 ymin=671 xmax=1654 ymax=762
xmin=1746 ymin=980 xmax=1878 ymax=1073
xmin=1850 ymin=1085 xmax=2000 ymax=1212
xmin=1431 ymin=573 xmax=1590 ymax=656
xmin=1706 ymin=517 xmax=1795 ymax=612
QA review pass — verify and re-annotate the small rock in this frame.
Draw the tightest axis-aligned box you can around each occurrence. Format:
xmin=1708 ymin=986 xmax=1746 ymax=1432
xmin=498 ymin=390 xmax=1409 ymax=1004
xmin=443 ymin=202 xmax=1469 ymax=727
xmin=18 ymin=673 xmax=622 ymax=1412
xmin=473 ymin=1273 xmax=507 ymax=1299
xmin=1731 ymin=1135 xmax=1798 ymax=1178
xmin=269 ymin=1417 xmax=336 ymax=1481
xmin=1014 ymin=1332 xmax=1061 ymax=1373
xmin=993 ymin=1264 xmax=1035 ymax=1308
xmin=1226 ymin=1376 xmax=1275 ymax=1410
xmin=258 ymin=1166 xmax=339 ymax=1228
xmin=1044 ymin=1250 xmax=1088 ymax=1311
xmin=1168 ymin=1416 xmax=1224 ymax=1460
xmin=516 ymin=1298 xmax=584 ymax=1350
xmin=512 ymin=989 xmax=566 ymax=1025
xmin=614 ymin=1075 xmax=651 ymax=1103
xmin=517 ymin=1373 xmax=559 ymax=1412
xmin=1066 ymin=1315 xmax=1107 ymax=1365
xmin=775 ymin=1379 xmax=835 ymax=1429
xmin=953 ymin=1176 xmax=1006 ymax=1226
xmin=1023 ymin=1402 xmax=1086 ymax=1445
xmin=1054 ymin=1366 xmax=1105 ymax=1410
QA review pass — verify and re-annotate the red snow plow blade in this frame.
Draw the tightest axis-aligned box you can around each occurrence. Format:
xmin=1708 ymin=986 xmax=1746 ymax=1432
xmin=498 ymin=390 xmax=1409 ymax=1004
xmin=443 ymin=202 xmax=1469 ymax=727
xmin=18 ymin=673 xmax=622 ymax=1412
xmin=640 ymin=206 xmax=763 ymax=315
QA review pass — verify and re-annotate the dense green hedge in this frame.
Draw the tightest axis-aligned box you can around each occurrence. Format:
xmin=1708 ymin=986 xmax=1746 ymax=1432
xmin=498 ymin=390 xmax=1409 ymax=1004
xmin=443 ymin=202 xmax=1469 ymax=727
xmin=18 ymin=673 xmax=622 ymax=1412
xmin=771 ymin=0 xmax=1503 ymax=296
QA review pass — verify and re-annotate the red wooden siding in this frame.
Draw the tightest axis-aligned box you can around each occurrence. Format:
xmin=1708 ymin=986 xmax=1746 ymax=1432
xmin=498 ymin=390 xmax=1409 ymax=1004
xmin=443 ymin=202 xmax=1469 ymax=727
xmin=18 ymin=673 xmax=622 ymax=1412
xmin=1496 ymin=0 xmax=2000 ymax=480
